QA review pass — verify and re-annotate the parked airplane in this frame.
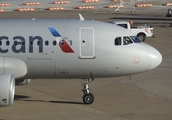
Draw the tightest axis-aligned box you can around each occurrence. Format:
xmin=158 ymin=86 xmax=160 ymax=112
xmin=0 ymin=14 xmax=162 ymax=107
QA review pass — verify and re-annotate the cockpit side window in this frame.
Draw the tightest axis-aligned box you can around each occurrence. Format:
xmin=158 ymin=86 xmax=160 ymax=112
xmin=123 ymin=36 xmax=133 ymax=45
xmin=115 ymin=37 xmax=121 ymax=46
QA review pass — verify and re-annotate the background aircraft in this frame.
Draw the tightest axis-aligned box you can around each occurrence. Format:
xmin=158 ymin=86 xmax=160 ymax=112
xmin=0 ymin=15 xmax=162 ymax=106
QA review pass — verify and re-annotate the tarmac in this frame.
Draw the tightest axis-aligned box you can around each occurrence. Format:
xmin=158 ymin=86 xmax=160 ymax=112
xmin=0 ymin=6 xmax=172 ymax=120
xmin=0 ymin=0 xmax=171 ymax=12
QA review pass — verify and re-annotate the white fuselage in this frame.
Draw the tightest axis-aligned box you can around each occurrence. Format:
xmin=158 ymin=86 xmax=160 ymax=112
xmin=0 ymin=19 xmax=162 ymax=79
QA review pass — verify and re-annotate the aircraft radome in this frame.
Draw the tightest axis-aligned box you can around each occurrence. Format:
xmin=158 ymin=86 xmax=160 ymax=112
xmin=0 ymin=14 xmax=162 ymax=106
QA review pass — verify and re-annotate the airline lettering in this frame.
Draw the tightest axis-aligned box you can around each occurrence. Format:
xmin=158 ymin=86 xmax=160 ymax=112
xmin=0 ymin=28 xmax=74 ymax=53
xmin=0 ymin=36 xmax=43 ymax=53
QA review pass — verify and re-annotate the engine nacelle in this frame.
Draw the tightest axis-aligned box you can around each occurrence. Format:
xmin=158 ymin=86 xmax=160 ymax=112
xmin=0 ymin=73 xmax=15 ymax=107
xmin=15 ymin=79 xmax=31 ymax=85
xmin=0 ymin=57 xmax=27 ymax=79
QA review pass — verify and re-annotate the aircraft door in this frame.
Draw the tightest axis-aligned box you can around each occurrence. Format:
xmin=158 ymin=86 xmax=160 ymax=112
xmin=79 ymin=27 xmax=95 ymax=59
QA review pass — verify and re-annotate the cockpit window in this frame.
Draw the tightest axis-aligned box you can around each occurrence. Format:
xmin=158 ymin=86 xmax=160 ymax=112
xmin=115 ymin=37 xmax=121 ymax=45
xmin=123 ymin=36 xmax=133 ymax=45
xmin=115 ymin=36 xmax=140 ymax=46
xmin=117 ymin=24 xmax=128 ymax=29
xmin=130 ymin=36 xmax=141 ymax=43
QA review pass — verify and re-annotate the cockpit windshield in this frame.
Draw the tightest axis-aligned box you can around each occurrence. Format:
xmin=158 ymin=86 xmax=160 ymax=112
xmin=114 ymin=36 xmax=141 ymax=46
xmin=130 ymin=36 xmax=141 ymax=43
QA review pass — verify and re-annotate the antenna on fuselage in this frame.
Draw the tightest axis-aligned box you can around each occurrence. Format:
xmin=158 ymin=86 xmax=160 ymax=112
xmin=79 ymin=13 xmax=84 ymax=21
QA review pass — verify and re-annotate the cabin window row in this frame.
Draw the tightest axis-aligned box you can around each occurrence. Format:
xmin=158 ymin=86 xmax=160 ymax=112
xmin=0 ymin=40 xmax=73 ymax=46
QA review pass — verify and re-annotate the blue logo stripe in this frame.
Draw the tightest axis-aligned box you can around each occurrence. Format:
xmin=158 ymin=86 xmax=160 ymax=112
xmin=48 ymin=27 xmax=61 ymax=37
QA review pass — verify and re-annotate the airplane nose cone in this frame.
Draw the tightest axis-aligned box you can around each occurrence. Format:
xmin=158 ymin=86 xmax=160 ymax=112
xmin=148 ymin=48 xmax=162 ymax=70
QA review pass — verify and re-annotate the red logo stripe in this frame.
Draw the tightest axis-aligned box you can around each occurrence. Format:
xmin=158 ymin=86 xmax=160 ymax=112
xmin=59 ymin=40 xmax=74 ymax=53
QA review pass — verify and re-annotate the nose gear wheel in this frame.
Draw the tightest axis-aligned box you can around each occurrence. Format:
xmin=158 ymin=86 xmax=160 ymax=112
xmin=81 ymin=78 xmax=94 ymax=104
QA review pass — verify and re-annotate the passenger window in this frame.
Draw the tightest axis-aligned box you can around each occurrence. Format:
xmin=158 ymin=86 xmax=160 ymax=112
xmin=45 ymin=41 xmax=49 ymax=46
xmin=123 ymin=36 xmax=133 ymax=45
xmin=37 ymin=41 xmax=40 ymax=46
xmin=60 ymin=40 xmax=64 ymax=46
xmin=53 ymin=40 xmax=57 ymax=46
xmin=30 ymin=41 xmax=33 ymax=46
xmin=6 ymin=41 xmax=10 ymax=46
xmin=22 ymin=41 xmax=25 ymax=46
xmin=14 ymin=41 xmax=17 ymax=45
xmin=68 ymin=40 xmax=72 ymax=46
xmin=115 ymin=37 xmax=121 ymax=46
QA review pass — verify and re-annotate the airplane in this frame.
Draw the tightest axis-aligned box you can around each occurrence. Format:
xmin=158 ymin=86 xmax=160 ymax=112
xmin=0 ymin=14 xmax=162 ymax=107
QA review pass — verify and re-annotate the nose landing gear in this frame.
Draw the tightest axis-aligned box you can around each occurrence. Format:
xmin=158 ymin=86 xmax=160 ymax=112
xmin=81 ymin=78 xmax=94 ymax=104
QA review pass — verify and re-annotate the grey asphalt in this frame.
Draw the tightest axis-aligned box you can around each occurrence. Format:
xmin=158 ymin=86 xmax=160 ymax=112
xmin=0 ymin=7 xmax=172 ymax=120
xmin=0 ymin=0 xmax=170 ymax=12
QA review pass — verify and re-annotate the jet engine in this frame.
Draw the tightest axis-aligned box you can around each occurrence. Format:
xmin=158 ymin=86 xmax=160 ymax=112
xmin=15 ymin=79 xmax=31 ymax=85
xmin=0 ymin=73 xmax=15 ymax=107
